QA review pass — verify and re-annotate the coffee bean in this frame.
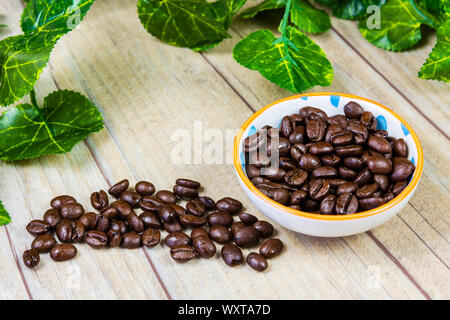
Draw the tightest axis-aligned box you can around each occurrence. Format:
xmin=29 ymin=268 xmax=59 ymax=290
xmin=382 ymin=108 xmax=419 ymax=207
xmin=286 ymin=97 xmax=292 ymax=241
xmin=393 ymin=139 xmax=408 ymax=157
xmin=239 ymin=213 xmax=258 ymax=225
xmin=320 ymin=195 xmax=337 ymax=214
xmin=344 ymin=101 xmax=364 ymax=119
xmin=60 ymin=203 xmax=84 ymax=220
xmin=309 ymin=142 xmax=333 ymax=154
xmin=108 ymin=179 xmax=129 ymax=198
xmin=246 ymin=252 xmax=268 ymax=272
xmin=158 ymin=205 xmax=176 ymax=223
xmin=234 ymin=226 xmax=260 ymax=248
xmin=56 ymin=219 xmax=73 ymax=242
xmin=253 ymin=221 xmax=274 ymax=238
xmin=135 ymin=181 xmax=155 ymax=196
xmin=257 ymin=184 xmax=289 ymax=205
xmin=170 ymin=246 xmax=196 ymax=263
xmin=121 ymin=233 xmax=141 ymax=249
xmin=100 ymin=204 xmax=119 ymax=220
xmin=179 ymin=214 xmax=207 ymax=228
xmin=321 ymin=154 xmax=341 ymax=167
xmin=374 ymin=174 xmax=389 ymax=191
xmin=359 ymin=197 xmax=386 ymax=211
xmin=138 ymin=196 xmax=163 ymax=213
xmin=86 ymin=230 xmax=108 ymax=249
xmin=306 ymin=117 xmax=326 ymax=141
xmin=72 ymin=221 xmax=86 ymax=243
xmin=173 ymin=185 xmax=198 ymax=199
xmin=367 ymin=135 xmax=392 ymax=154
xmin=335 ymin=145 xmax=364 ymax=157
xmin=110 ymin=220 xmax=129 ymax=234
xmin=90 ymin=190 xmax=109 ymax=210
xmin=193 ymin=236 xmax=216 ymax=258
xmin=23 ymin=249 xmax=40 ymax=268
xmin=367 ymin=156 xmax=392 ymax=174
xmin=127 ymin=212 xmax=144 ymax=233
xmin=139 ymin=212 xmax=162 ymax=229
xmin=336 ymin=193 xmax=359 ymax=214
xmin=31 ymin=234 xmax=57 ymax=253
xmin=221 ymin=244 xmax=243 ymax=266
xmin=391 ymin=157 xmax=415 ymax=181
xmin=175 ymin=178 xmax=201 ymax=190
xmin=197 ymin=196 xmax=216 ymax=211
xmin=259 ymin=238 xmax=283 ymax=259
xmin=50 ymin=195 xmax=76 ymax=210
xmin=142 ymin=228 xmax=160 ymax=248
xmin=391 ymin=180 xmax=408 ymax=196
xmin=191 ymin=228 xmax=210 ymax=239
xmin=50 ymin=244 xmax=77 ymax=261
xmin=354 ymin=167 xmax=372 ymax=186
xmin=156 ymin=190 xmax=177 ymax=204
xmin=96 ymin=215 xmax=110 ymax=233
xmin=309 ymin=179 xmax=330 ymax=201
xmin=120 ymin=191 xmax=142 ymax=208
xmin=79 ymin=212 xmax=99 ymax=230
xmin=337 ymin=182 xmax=358 ymax=195
xmin=284 ymin=168 xmax=308 ymax=187
xmin=209 ymin=225 xmax=233 ymax=244
xmin=108 ymin=230 xmax=123 ymax=247
xmin=231 ymin=221 xmax=246 ymax=236
xmin=280 ymin=115 xmax=293 ymax=138
xmin=171 ymin=204 xmax=187 ymax=217
xmin=43 ymin=208 xmax=62 ymax=228
xmin=299 ymin=153 xmax=321 ymax=172
xmin=26 ymin=219 xmax=51 ymax=236
xmin=186 ymin=199 xmax=206 ymax=216
xmin=312 ymin=166 xmax=338 ymax=179
xmin=356 ymin=183 xmax=379 ymax=199
xmin=207 ymin=211 xmax=233 ymax=227
xmin=163 ymin=220 xmax=184 ymax=233
xmin=216 ymin=197 xmax=242 ymax=214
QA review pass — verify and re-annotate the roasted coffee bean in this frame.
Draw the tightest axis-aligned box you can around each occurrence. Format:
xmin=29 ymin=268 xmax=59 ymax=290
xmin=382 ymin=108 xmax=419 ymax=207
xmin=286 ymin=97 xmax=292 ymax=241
xmin=374 ymin=174 xmax=390 ymax=191
xmin=339 ymin=166 xmax=357 ymax=180
xmin=90 ymin=190 xmax=109 ymax=210
xmin=23 ymin=249 xmax=40 ymax=268
xmin=175 ymin=178 xmax=201 ymax=190
xmin=108 ymin=179 xmax=129 ymax=198
xmin=156 ymin=190 xmax=177 ymax=204
xmin=344 ymin=101 xmax=364 ymax=119
xmin=335 ymin=193 xmax=359 ymax=215
xmin=367 ymin=135 xmax=392 ymax=154
xmin=234 ymin=226 xmax=260 ymax=248
xmin=289 ymin=126 xmax=305 ymax=144
xmin=127 ymin=212 xmax=144 ymax=233
xmin=50 ymin=244 xmax=77 ymax=262
xmin=100 ymin=205 xmax=119 ymax=220
xmin=216 ymin=197 xmax=242 ymax=214
xmin=356 ymin=183 xmax=378 ymax=199
xmin=121 ymin=233 xmax=141 ymax=249
xmin=135 ymin=181 xmax=155 ymax=196
xmin=163 ymin=220 xmax=184 ymax=233
xmin=193 ymin=236 xmax=216 ymax=258
xmin=347 ymin=119 xmax=368 ymax=144
xmin=170 ymin=246 xmax=196 ymax=263
xmin=165 ymin=232 xmax=191 ymax=248
xmin=289 ymin=190 xmax=308 ymax=205
xmin=337 ymin=182 xmax=358 ymax=195
xmin=359 ymin=197 xmax=386 ymax=211
xmin=302 ymin=199 xmax=319 ymax=212
xmin=231 ymin=221 xmax=246 ymax=235
xmin=306 ymin=117 xmax=326 ymax=141
xmin=197 ymin=196 xmax=216 ymax=211
xmin=107 ymin=230 xmax=122 ymax=247
xmin=139 ymin=212 xmax=162 ymax=229
xmin=299 ymin=106 xmax=327 ymax=121
xmin=186 ymin=199 xmax=206 ymax=216
xmin=244 ymin=131 xmax=267 ymax=153
xmin=260 ymin=166 xmax=286 ymax=182
xmin=367 ymin=156 xmax=392 ymax=174
xmin=309 ymin=142 xmax=333 ymax=154
xmin=279 ymin=157 xmax=297 ymax=170
xmin=191 ymin=228 xmax=210 ymax=239
xmin=309 ymin=179 xmax=330 ymax=201
xmin=27 ymin=220 xmax=51 ymax=236
xmin=321 ymin=154 xmax=341 ymax=167
xmin=290 ymin=143 xmax=307 ymax=162
xmin=209 ymin=225 xmax=233 ymax=244
xmin=248 ymin=151 xmax=271 ymax=167
xmin=393 ymin=139 xmax=408 ymax=157
xmin=170 ymin=204 xmax=186 ymax=218
xmin=207 ymin=211 xmax=233 ymax=227
xmin=257 ymin=184 xmax=289 ymax=205
xmin=60 ymin=203 xmax=84 ymax=220
xmin=327 ymin=114 xmax=348 ymax=127
xmin=335 ymin=145 xmax=364 ymax=157
xmin=56 ymin=219 xmax=73 ymax=243
xmin=120 ymin=191 xmax=142 ymax=208
xmin=253 ymin=221 xmax=274 ymax=238
xmin=391 ymin=180 xmax=408 ymax=196
xmin=96 ymin=215 xmax=110 ymax=233
xmin=31 ymin=234 xmax=57 ymax=253
xmin=267 ymin=137 xmax=291 ymax=157
xmin=138 ymin=196 xmax=163 ymax=213
xmin=284 ymin=168 xmax=308 ymax=187
xmin=221 ymin=244 xmax=243 ymax=266
xmin=360 ymin=111 xmax=377 ymax=130
xmin=72 ymin=221 xmax=86 ymax=243
xmin=110 ymin=220 xmax=129 ymax=234
xmin=312 ymin=166 xmax=338 ymax=179
xmin=85 ymin=230 xmax=108 ymax=249
xmin=384 ymin=192 xmax=395 ymax=202
xmin=259 ymin=238 xmax=283 ymax=259
xmin=43 ymin=209 xmax=62 ymax=228
xmin=328 ymin=178 xmax=347 ymax=188
xmin=299 ymin=153 xmax=321 ymax=172
xmin=391 ymin=157 xmax=415 ymax=181
xmin=331 ymin=131 xmax=353 ymax=146
xmin=320 ymin=195 xmax=337 ymax=214
xmin=280 ymin=115 xmax=293 ymax=137
xmin=173 ymin=185 xmax=198 ymax=199
xmin=179 ymin=214 xmax=207 ymax=228
xmin=158 ymin=205 xmax=176 ymax=223
xmin=239 ymin=213 xmax=258 ymax=225
xmin=50 ymin=195 xmax=76 ymax=210
xmin=79 ymin=212 xmax=99 ymax=230
xmin=354 ymin=167 xmax=372 ymax=186
xmin=247 ymin=253 xmax=268 ymax=272
xmin=142 ymin=228 xmax=160 ymax=248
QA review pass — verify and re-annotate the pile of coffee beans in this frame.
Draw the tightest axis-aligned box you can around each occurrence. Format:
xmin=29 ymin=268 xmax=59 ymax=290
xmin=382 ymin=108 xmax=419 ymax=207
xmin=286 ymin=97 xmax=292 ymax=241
xmin=244 ymin=102 xmax=415 ymax=214
xmin=23 ymin=179 xmax=283 ymax=272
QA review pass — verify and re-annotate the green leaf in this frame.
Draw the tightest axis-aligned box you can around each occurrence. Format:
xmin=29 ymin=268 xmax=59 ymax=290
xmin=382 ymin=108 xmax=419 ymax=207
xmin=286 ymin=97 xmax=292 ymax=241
xmin=0 ymin=90 xmax=103 ymax=162
xmin=358 ymin=0 xmax=438 ymax=51
xmin=241 ymin=0 xmax=331 ymax=33
xmin=0 ymin=0 xmax=95 ymax=106
xmin=233 ymin=27 xmax=333 ymax=92
xmin=419 ymin=9 xmax=450 ymax=81
xmin=0 ymin=24 xmax=7 ymax=29
xmin=315 ymin=0 xmax=386 ymax=20
xmin=137 ymin=0 xmax=246 ymax=51
xmin=0 ymin=199 xmax=11 ymax=226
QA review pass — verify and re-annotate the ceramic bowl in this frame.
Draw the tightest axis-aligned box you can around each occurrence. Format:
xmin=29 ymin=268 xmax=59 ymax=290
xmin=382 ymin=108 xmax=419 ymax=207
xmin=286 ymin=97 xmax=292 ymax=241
xmin=233 ymin=93 xmax=423 ymax=237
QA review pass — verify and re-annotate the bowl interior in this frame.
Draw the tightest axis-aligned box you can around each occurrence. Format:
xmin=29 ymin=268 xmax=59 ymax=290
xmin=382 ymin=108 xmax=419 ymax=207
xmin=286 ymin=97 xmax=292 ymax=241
xmin=236 ymin=93 xmax=422 ymax=217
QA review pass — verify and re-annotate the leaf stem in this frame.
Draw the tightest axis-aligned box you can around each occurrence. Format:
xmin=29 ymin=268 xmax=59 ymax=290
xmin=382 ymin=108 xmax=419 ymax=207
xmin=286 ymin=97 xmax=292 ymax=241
xmin=279 ymin=0 xmax=292 ymax=36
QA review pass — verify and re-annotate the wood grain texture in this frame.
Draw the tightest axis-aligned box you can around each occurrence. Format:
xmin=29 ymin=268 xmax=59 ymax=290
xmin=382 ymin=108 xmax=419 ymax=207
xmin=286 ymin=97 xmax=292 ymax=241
xmin=0 ymin=0 xmax=448 ymax=300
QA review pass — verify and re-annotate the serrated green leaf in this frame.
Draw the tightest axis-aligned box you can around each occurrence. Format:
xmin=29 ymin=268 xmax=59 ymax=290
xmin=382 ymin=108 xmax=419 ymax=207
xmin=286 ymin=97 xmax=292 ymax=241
xmin=0 ymin=90 xmax=103 ymax=162
xmin=419 ymin=9 xmax=450 ymax=81
xmin=138 ymin=0 xmax=246 ymax=51
xmin=241 ymin=0 xmax=331 ymax=33
xmin=0 ymin=199 xmax=11 ymax=226
xmin=315 ymin=0 xmax=386 ymax=20
xmin=233 ymin=27 xmax=333 ymax=92
xmin=358 ymin=0 xmax=438 ymax=51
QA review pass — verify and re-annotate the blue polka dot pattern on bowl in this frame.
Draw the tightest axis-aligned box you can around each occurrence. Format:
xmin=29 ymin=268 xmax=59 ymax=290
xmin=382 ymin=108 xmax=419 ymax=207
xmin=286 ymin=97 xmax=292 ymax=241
xmin=401 ymin=123 xmax=410 ymax=136
xmin=376 ymin=115 xmax=387 ymax=130
xmin=330 ymin=95 xmax=340 ymax=107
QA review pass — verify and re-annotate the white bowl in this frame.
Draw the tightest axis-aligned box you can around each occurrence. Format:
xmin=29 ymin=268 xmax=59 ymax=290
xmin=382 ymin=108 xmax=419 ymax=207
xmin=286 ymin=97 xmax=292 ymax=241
xmin=233 ymin=93 xmax=423 ymax=237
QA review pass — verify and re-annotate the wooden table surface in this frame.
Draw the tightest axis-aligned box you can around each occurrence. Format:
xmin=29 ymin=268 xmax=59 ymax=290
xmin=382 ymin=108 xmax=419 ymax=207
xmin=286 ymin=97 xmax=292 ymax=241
xmin=1 ymin=0 xmax=449 ymax=300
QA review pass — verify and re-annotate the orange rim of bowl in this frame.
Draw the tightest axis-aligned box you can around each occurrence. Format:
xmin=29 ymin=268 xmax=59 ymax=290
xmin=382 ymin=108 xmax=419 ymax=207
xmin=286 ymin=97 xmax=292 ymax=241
xmin=233 ymin=92 xmax=424 ymax=221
